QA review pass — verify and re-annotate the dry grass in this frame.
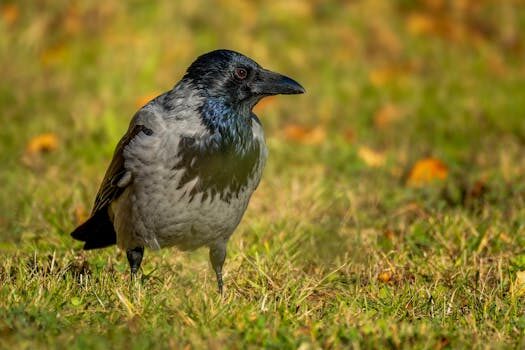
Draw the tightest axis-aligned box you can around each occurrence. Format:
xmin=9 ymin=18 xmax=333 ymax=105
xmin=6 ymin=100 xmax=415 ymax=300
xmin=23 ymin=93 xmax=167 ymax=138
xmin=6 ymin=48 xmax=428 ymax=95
xmin=1 ymin=0 xmax=525 ymax=348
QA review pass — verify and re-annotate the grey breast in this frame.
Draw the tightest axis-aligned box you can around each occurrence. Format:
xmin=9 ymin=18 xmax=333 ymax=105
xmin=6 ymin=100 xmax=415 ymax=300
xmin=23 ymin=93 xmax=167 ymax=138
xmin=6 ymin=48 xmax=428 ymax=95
xmin=111 ymin=98 xmax=267 ymax=251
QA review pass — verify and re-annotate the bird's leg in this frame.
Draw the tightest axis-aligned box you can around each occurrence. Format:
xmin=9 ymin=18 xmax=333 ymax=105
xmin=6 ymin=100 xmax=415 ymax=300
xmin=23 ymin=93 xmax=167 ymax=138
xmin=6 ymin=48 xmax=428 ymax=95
xmin=209 ymin=243 xmax=227 ymax=294
xmin=126 ymin=246 xmax=144 ymax=279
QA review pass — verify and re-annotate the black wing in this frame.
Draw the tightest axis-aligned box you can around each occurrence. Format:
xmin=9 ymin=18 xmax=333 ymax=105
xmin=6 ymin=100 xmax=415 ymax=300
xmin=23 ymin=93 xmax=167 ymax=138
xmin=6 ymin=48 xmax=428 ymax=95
xmin=71 ymin=123 xmax=152 ymax=249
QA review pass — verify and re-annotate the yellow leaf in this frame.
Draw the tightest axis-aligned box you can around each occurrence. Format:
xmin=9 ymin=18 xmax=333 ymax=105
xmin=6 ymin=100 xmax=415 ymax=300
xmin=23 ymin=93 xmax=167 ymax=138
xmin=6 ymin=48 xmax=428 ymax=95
xmin=283 ymin=124 xmax=326 ymax=145
xmin=369 ymin=66 xmax=412 ymax=87
xmin=499 ymin=232 xmax=511 ymax=244
xmin=407 ymin=157 xmax=448 ymax=187
xmin=406 ymin=13 xmax=436 ymax=36
xmin=25 ymin=133 xmax=59 ymax=155
xmin=272 ymin=1 xmax=312 ymax=18
xmin=40 ymin=44 xmax=69 ymax=67
xmin=358 ymin=146 xmax=385 ymax=167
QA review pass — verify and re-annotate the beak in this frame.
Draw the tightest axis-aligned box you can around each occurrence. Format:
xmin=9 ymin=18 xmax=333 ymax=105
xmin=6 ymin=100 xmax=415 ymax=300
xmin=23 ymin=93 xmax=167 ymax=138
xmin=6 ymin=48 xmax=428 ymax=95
xmin=252 ymin=69 xmax=305 ymax=96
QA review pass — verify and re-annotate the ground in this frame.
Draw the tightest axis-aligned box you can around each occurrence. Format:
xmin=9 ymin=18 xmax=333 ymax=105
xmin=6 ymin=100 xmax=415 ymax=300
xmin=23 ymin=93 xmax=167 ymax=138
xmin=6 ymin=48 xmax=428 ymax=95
xmin=1 ymin=1 xmax=525 ymax=349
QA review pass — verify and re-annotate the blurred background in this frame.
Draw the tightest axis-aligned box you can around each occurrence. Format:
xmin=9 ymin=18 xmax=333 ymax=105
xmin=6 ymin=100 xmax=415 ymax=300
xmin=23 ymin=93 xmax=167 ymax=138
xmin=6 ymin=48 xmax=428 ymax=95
xmin=0 ymin=0 xmax=524 ymax=247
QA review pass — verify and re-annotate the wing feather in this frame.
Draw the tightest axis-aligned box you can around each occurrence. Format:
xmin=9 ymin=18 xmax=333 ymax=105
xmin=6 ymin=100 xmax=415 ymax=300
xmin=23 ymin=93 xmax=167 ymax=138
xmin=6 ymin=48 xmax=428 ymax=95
xmin=92 ymin=124 xmax=152 ymax=214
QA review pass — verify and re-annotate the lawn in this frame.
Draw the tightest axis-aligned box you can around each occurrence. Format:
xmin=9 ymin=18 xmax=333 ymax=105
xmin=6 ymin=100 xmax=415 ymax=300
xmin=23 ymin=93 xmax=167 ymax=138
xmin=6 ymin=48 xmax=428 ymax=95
xmin=1 ymin=1 xmax=525 ymax=349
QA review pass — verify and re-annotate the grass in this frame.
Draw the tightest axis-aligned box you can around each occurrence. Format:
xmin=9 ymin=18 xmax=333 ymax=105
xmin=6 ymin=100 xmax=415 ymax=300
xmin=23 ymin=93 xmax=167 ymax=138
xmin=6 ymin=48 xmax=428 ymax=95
xmin=1 ymin=0 xmax=525 ymax=348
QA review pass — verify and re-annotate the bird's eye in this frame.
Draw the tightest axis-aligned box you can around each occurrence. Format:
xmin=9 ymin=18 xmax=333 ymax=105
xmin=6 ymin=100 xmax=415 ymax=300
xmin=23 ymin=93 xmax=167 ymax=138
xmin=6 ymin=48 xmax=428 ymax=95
xmin=234 ymin=67 xmax=248 ymax=80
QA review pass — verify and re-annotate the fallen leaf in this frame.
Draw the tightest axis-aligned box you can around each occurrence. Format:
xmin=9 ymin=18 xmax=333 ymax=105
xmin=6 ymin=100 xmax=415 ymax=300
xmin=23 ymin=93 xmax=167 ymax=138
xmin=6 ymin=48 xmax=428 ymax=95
xmin=405 ymin=7 xmax=487 ymax=44
xmin=407 ymin=157 xmax=448 ymax=187
xmin=487 ymin=52 xmax=506 ymax=77
xmin=272 ymin=1 xmax=312 ymax=19
xmin=378 ymin=270 xmax=393 ymax=283
xmin=40 ymin=43 xmax=69 ymax=66
xmin=406 ymin=13 xmax=436 ymax=36
xmin=383 ymin=229 xmax=396 ymax=241
xmin=423 ymin=0 xmax=445 ymax=11
xmin=64 ymin=6 xmax=82 ymax=35
xmin=468 ymin=179 xmax=488 ymax=200
xmin=134 ymin=93 xmax=159 ymax=108
xmin=373 ymin=104 xmax=403 ymax=129
xmin=25 ymin=133 xmax=59 ymax=155
xmin=368 ymin=21 xmax=403 ymax=58
xmin=1 ymin=4 xmax=19 ymax=25
xmin=283 ymin=124 xmax=326 ymax=145
xmin=499 ymin=232 xmax=511 ymax=244
xmin=368 ymin=66 xmax=412 ymax=87
xmin=283 ymin=124 xmax=307 ymax=140
xmin=358 ymin=146 xmax=386 ymax=167
xmin=343 ymin=128 xmax=355 ymax=143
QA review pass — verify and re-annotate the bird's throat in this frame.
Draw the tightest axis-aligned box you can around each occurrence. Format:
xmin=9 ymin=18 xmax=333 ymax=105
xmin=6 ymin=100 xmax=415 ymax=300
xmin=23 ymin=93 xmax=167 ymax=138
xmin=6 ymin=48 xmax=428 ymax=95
xmin=200 ymin=98 xmax=254 ymax=154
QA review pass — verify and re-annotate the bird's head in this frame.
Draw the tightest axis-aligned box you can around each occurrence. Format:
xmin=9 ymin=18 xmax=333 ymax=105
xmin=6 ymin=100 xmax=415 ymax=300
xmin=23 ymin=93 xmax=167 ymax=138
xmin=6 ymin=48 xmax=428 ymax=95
xmin=183 ymin=49 xmax=305 ymax=112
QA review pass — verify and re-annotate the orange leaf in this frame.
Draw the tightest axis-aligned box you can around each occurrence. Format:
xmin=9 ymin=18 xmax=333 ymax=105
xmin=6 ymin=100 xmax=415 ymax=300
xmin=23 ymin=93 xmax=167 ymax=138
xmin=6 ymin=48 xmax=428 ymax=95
xmin=134 ymin=93 xmax=159 ymax=108
xmin=283 ymin=124 xmax=326 ymax=145
xmin=423 ymin=0 xmax=445 ymax=11
xmin=373 ymin=104 xmax=403 ymax=129
xmin=378 ymin=270 xmax=393 ymax=283
xmin=383 ymin=229 xmax=396 ymax=241
xmin=358 ymin=146 xmax=385 ymax=167
xmin=64 ymin=6 xmax=82 ymax=35
xmin=1 ymin=4 xmax=19 ymax=25
xmin=25 ymin=133 xmax=59 ymax=155
xmin=407 ymin=157 xmax=448 ymax=187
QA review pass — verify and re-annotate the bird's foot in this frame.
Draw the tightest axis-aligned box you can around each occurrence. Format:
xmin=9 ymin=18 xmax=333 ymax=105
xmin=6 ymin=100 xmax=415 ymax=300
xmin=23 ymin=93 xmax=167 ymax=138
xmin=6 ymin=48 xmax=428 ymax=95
xmin=127 ymin=246 xmax=144 ymax=281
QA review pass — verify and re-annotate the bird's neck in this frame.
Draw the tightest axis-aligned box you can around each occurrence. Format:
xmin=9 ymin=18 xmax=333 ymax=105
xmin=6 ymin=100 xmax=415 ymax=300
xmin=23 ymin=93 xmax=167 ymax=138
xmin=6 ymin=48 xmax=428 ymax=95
xmin=200 ymin=97 xmax=254 ymax=154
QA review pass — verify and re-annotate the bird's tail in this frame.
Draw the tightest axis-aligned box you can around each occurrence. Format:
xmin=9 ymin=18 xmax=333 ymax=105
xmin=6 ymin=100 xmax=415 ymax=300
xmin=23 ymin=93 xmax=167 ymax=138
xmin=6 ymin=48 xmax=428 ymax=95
xmin=71 ymin=209 xmax=117 ymax=250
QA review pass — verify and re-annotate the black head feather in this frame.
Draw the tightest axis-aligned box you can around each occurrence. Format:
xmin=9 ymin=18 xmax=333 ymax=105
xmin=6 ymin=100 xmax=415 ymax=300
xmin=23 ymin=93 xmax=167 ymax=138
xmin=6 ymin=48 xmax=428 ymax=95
xmin=184 ymin=50 xmax=259 ymax=81
xmin=183 ymin=50 xmax=261 ymax=105
xmin=183 ymin=49 xmax=304 ymax=107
